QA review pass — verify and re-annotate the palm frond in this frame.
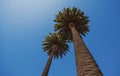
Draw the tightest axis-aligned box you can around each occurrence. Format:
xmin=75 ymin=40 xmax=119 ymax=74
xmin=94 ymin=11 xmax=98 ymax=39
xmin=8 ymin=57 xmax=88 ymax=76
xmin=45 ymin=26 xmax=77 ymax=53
xmin=54 ymin=7 xmax=89 ymax=41
xmin=42 ymin=33 xmax=69 ymax=59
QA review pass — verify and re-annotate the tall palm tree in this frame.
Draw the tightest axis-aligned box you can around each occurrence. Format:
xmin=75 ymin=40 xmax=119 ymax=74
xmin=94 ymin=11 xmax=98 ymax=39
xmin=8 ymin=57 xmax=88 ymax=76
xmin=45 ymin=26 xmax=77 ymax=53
xmin=54 ymin=7 xmax=103 ymax=76
xmin=42 ymin=33 xmax=69 ymax=76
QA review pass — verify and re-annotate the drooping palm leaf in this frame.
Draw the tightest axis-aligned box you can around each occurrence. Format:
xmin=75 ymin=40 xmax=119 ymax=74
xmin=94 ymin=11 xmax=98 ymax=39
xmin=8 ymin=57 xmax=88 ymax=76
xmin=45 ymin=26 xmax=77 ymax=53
xmin=54 ymin=7 xmax=90 ymax=41
xmin=42 ymin=33 xmax=69 ymax=59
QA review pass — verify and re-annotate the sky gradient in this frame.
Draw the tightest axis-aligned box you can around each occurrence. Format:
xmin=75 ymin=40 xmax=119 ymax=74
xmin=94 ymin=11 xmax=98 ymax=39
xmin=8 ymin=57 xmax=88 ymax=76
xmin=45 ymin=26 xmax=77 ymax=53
xmin=1 ymin=0 xmax=120 ymax=76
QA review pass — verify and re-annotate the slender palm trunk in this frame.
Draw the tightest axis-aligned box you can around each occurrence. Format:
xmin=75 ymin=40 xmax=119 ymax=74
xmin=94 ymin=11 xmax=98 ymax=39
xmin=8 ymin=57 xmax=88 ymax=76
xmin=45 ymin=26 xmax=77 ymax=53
xmin=69 ymin=23 xmax=103 ymax=76
xmin=42 ymin=53 xmax=53 ymax=76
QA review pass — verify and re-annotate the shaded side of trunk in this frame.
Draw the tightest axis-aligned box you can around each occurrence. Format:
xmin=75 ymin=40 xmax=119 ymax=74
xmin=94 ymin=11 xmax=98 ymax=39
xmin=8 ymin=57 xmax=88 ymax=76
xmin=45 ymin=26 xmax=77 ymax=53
xmin=42 ymin=53 xmax=53 ymax=76
xmin=69 ymin=23 xmax=103 ymax=76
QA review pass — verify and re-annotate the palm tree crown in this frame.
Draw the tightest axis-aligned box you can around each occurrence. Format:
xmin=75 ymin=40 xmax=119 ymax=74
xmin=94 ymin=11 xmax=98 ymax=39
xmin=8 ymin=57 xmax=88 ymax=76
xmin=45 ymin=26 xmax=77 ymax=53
xmin=42 ymin=33 xmax=69 ymax=59
xmin=54 ymin=7 xmax=89 ymax=41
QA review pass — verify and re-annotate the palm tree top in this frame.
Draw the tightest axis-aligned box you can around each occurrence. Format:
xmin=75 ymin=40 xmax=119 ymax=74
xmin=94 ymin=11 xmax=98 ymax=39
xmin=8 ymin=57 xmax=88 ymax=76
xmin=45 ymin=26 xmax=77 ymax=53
xmin=54 ymin=7 xmax=90 ymax=41
xmin=42 ymin=33 xmax=69 ymax=59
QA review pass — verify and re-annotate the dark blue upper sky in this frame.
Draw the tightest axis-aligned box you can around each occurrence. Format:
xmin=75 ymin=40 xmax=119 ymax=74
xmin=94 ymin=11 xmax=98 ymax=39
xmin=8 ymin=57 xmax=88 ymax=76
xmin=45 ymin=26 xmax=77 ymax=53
xmin=1 ymin=0 xmax=120 ymax=76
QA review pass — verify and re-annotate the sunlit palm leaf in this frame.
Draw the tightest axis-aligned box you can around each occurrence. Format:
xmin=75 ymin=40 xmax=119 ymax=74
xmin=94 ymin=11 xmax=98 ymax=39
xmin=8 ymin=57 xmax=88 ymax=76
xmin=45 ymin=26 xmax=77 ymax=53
xmin=42 ymin=33 xmax=69 ymax=59
xmin=54 ymin=7 xmax=89 ymax=41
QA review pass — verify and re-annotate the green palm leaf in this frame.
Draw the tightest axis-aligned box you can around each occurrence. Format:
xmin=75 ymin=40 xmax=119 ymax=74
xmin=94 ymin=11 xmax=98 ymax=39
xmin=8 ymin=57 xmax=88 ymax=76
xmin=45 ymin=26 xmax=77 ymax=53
xmin=42 ymin=33 xmax=69 ymax=59
xmin=54 ymin=7 xmax=90 ymax=41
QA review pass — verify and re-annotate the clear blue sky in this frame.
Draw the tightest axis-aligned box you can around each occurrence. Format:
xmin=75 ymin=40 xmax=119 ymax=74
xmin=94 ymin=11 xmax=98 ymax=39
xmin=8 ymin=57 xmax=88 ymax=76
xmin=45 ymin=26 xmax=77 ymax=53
xmin=1 ymin=0 xmax=120 ymax=76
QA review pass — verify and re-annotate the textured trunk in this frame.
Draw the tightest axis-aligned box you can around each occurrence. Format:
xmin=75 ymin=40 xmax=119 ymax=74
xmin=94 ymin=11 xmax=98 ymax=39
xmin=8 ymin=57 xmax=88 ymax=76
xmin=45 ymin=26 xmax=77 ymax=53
xmin=42 ymin=53 xmax=53 ymax=76
xmin=69 ymin=23 xmax=103 ymax=76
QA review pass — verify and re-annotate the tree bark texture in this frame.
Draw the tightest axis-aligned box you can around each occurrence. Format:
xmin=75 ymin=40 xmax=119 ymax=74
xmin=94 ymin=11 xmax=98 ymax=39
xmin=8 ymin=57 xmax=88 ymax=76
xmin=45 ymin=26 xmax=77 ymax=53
xmin=42 ymin=53 xmax=53 ymax=76
xmin=69 ymin=23 xmax=103 ymax=76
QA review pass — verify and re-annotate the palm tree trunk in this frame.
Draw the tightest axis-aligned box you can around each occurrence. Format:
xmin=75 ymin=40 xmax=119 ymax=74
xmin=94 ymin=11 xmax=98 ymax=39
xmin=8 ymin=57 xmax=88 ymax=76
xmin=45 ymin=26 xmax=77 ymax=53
xmin=69 ymin=23 xmax=103 ymax=76
xmin=42 ymin=53 xmax=53 ymax=76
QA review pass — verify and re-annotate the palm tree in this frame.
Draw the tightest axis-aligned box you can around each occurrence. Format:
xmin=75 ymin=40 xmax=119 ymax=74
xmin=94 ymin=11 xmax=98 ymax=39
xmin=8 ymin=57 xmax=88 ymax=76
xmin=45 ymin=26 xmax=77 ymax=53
xmin=42 ymin=33 xmax=69 ymax=76
xmin=54 ymin=7 xmax=103 ymax=76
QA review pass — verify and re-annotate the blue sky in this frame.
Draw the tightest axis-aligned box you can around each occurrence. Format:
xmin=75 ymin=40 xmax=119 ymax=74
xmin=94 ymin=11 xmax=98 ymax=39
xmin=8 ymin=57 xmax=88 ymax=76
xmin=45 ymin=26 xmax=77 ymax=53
xmin=0 ymin=0 xmax=120 ymax=76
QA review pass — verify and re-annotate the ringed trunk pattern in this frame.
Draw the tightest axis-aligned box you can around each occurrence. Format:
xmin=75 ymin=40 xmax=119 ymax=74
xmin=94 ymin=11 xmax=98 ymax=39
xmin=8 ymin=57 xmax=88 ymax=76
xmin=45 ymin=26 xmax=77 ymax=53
xmin=42 ymin=53 xmax=53 ymax=76
xmin=69 ymin=23 xmax=103 ymax=76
